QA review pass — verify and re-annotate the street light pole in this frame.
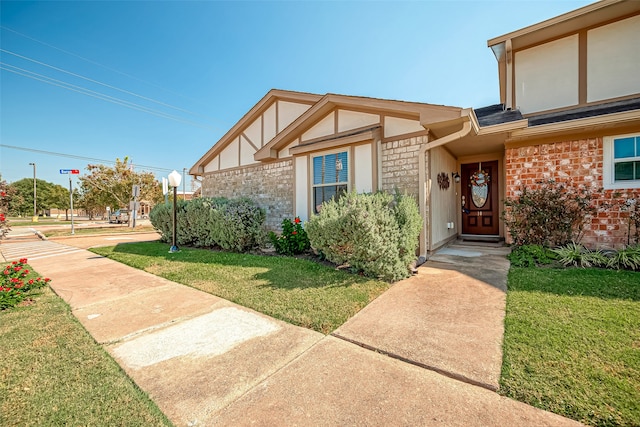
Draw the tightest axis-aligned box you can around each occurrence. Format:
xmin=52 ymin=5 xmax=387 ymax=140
xmin=168 ymin=170 xmax=182 ymax=253
xmin=28 ymin=162 xmax=36 ymax=220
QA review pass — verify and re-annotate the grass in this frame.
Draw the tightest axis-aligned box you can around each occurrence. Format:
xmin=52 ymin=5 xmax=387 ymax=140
xmin=90 ymin=241 xmax=390 ymax=334
xmin=500 ymin=267 xmax=640 ymax=427
xmin=0 ymin=277 xmax=172 ymax=426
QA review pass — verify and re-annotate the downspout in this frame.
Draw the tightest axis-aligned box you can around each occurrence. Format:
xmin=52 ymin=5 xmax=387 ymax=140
xmin=418 ymin=115 xmax=473 ymax=260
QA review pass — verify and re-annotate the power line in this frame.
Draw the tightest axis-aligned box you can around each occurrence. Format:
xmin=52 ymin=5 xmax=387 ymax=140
xmin=0 ymin=25 xmax=210 ymax=109
xmin=0 ymin=144 xmax=177 ymax=173
xmin=0 ymin=48 xmax=217 ymax=124
xmin=0 ymin=63 xmax=216 ymax=130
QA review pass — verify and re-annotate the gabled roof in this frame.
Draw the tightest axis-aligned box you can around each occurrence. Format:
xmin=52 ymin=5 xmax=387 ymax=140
xmin=189 ymin=89 xmax=321 ymax=174
xmin=488 ymin=0 xmax=640 ymax=52
xmin=191 ymin=89 xmax=463 ymax=172
xmin=254 ymin=93 xmax=462 ymax=160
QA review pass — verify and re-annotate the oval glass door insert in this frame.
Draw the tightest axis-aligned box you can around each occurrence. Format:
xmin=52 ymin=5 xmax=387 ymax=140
xmin=471 ymin=171 xmax=489 ymax=208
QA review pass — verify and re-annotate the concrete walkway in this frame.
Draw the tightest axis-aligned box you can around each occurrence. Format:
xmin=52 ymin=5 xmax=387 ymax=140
xmin=0 ymin=231 xmax=583 ymax=426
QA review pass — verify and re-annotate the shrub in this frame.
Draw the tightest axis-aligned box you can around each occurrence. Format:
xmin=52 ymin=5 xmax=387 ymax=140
xmin=503 ymin=180 xmax=595 ymax=247
xmin=149 ymin=197 xmax=265 ymax=252
xmin=1 ymin=258 xmax=51 ymax=310
xmin=269 ymin=217 xmax=310 ymax=255
xmin=306 ymin=191 xmax=421 ymax=282
xmin=508 ymin=244 xmax=557 ymax=267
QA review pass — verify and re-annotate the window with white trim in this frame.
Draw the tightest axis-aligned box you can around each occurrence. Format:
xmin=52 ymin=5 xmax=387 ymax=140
xmin=312 ymin=151 xmax=348 ymax=213
xmin=603 ymin=134 xmax=640 ymax=189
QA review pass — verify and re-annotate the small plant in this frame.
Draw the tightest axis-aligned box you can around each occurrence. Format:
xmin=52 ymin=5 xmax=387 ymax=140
xmin=1 ymin=258 xmax=51 ymax=310
xmin=508 ymin=244 xmax=556 ymax=267
xmin=607 ymin=245 xmax=640 ymax=271
xmin=269 ymin=217 xmax=310 ymax=255
xmin=552 ymin=242 xmax=608 ymax=268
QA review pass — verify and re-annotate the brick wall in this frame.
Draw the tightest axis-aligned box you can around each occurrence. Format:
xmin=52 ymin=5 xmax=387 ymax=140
xmin=506 ymin=137 xmax=639 ymax=248
xmin=201 ymin=160 xmax=294 ymax=230
xmin=380 ymin=135 xmax=427 ymax=198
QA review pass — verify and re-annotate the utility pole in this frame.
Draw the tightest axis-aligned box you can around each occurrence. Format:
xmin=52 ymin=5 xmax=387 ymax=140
xmin=29 ymin=162 xmax=36 ymax=221
xmin=182 ymin=168 xmax=186 ymax=200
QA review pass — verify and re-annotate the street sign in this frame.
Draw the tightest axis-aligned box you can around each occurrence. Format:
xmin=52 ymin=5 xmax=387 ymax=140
xmin=132 ymin=185 xmax=140 ymax=198
xmin=60 ymin=169 xmax=80 ymax=174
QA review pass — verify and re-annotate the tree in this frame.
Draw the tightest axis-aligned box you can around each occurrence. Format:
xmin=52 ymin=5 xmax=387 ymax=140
xmin=78 ymin=157 xmax=163 ymax=217
xmin=7 ymin=178 xmax=60 ymax=216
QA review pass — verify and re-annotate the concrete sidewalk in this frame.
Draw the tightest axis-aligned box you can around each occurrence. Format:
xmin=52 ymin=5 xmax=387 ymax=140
xmin=5 ymin=235 xmax=583 ymax=426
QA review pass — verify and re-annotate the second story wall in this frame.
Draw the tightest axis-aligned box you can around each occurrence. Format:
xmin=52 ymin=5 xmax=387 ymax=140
xmin=514 ymin=13 xmax=639 ymax=115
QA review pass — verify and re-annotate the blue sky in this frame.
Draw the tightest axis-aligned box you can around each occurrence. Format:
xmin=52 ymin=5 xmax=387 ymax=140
xmin=1 ymin=0 xmax=593 ymax=188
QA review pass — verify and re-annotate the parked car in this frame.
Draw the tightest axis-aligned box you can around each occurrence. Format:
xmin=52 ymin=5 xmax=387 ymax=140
xmin=109 ymin=209 xmax=130 ymax=224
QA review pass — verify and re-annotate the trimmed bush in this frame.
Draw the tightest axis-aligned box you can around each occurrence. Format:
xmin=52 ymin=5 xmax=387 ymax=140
xmin=306 ymin=191 xmax=421 ymax=282
xmin=149 ymin=197 xmax=265 ymax=252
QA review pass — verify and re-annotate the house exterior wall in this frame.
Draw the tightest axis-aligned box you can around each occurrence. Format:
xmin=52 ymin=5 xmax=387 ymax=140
xmin=430 ymin=146 xmax=458 ymax=249
xmin=380 ymin=135 xmax=425 ymax=198
xmin=200 ymin=159 xmax=294 ymax=230
xmin=380 ymin=134 xmax=429 ymax=250
xmin=587 ymin=14 xmax=640 ymax=103
xmin=514 ymin=34 xmax=579 ymax=114
xmin=505 ymin=137 xmax=639 ymax=249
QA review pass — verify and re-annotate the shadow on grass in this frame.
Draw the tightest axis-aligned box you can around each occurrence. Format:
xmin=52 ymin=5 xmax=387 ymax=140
xmin=102 ymin=241 xmax=374 ymax=291
xmin=508 ymin=266 xmax=640 ymax=301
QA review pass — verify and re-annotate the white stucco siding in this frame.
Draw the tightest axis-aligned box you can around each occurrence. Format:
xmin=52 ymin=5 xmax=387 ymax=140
xmin=240 ymin=135 xmax=257 ymax=166
xmin=383 ymin=116 xmax=424 ymax=138
xmin=302 ymin=113 xmax=335 ymax=141
xmin=245 ymin=116 xmax=262 ymax=147
xmin=338 ymin=110 xmax=379 ymax=133
xmin=278 ymin=139 xmax=298 ymax=159
xmin=204 ymin=155 xmax=219 ymax=173
xmin=263 ymin=103 xmax=277 ymax=144
xmin=295 ymin=156 xmax=308 ymax=221
xmin=219 ymin=138 xmax=239 ymax=169
xmin=354 ymin=144 xmax=373 ymax=193
xmin=514 ymin=34 xmax=579 ymax=114
xmin=587 ymin=15 xmax=640 ymax=103
xmin=278 ymin=101 xmax=311 ymax=133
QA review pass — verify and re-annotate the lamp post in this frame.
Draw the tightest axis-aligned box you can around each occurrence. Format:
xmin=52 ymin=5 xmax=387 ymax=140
xmin=28 ymin=162 xmax=36 ymax=221
xmin=168 ymin=170 xmax=182 ymax=253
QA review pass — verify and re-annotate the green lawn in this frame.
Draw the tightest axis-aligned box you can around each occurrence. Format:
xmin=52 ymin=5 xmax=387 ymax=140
xmin=91 ymin=242 xmax=390 ymax=334
xmin=500 ymin=267 xmax=640 ymax=427
xmin=0 ymin=284 xmax=172 ymax=426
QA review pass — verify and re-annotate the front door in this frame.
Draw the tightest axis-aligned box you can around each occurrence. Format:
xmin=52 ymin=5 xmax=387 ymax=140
xmin=461 ymin=161 xmax=499 ymax=235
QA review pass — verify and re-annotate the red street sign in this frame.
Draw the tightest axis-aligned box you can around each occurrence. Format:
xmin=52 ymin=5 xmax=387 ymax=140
xmin=71 ymin=169 xmax=79 ymax=174
xmin=60 ymin=169 xmax=80 ymax=174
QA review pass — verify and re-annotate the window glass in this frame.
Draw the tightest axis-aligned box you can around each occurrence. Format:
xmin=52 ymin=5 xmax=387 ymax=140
xmin=313 ymin=156 xmax=323 ymax=185
xmin=614 ymin=137 xmax=635 ymax=158
xmin=312 ymin=151 xmax=348 ymax=213
xmin=615 ymin=162 xmax=635 ymax=181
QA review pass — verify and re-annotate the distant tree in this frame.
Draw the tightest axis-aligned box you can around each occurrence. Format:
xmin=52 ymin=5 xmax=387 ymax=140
xmin=78 ymin=157 xmax=163 ymax=215
xmin=8 ymin=178 xmax=59 ymax=216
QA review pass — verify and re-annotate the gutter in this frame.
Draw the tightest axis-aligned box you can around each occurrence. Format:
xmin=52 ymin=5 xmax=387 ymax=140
xmin=417 ymin=112 xmax=474 ymax=259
